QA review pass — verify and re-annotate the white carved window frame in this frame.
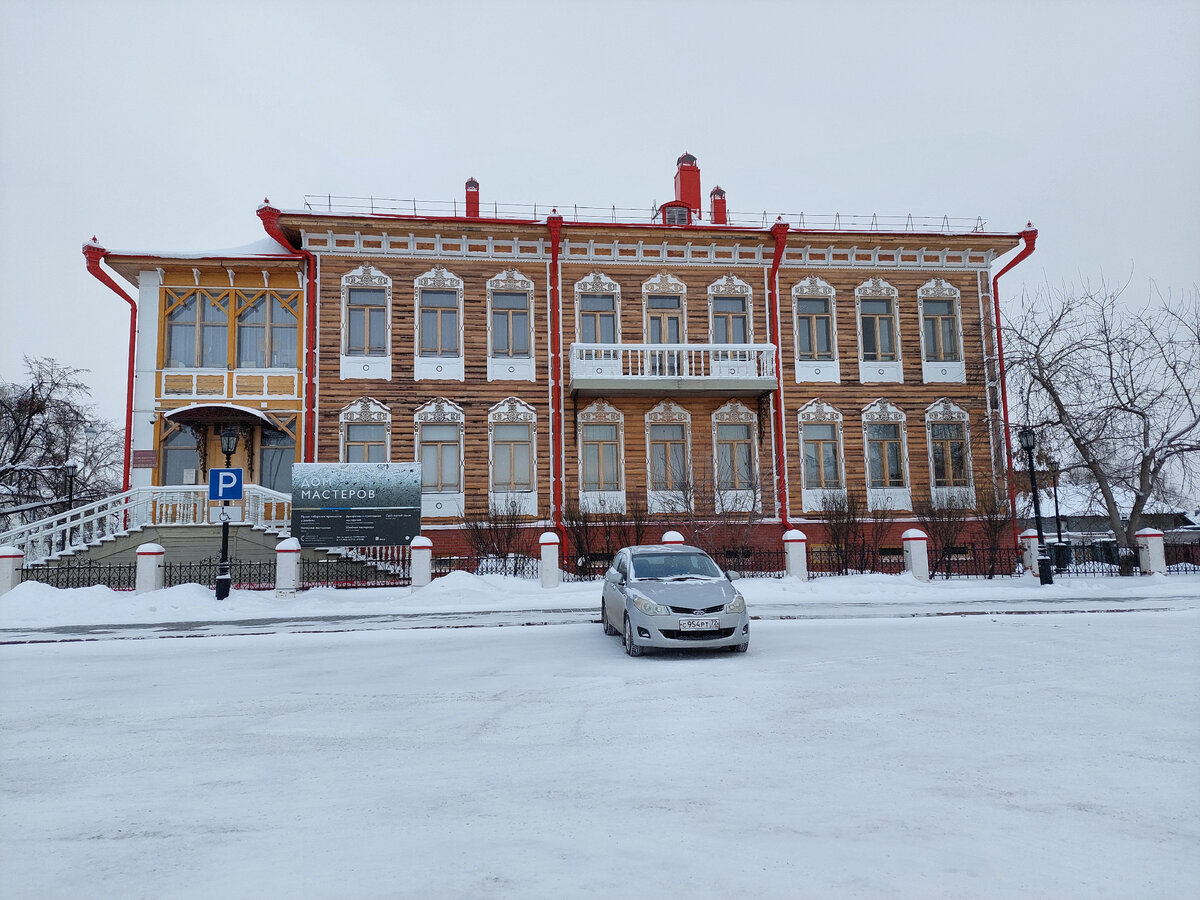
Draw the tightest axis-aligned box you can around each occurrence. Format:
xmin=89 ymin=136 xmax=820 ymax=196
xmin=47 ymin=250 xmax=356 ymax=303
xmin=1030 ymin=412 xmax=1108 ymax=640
xmin=712 ymin=400 xmax=760 ymax=514
xmin=645 ymin=399 xmax=692 ymax=514
xmin=340 ymin=265 xmax=392 ymax=381
xmin=486 ymin=268 xmax=536 ymax=383
xmin=414 ymin=397 xmax=465 ymax=518
xmin=573 ymin=272 xmax=623 ymax=379
xmin=642 ymin=273 xmax=688 ymax=343
xmin=707 ymin=274 xmax=754 ymax=344
xmin=577 ymin=399 xmax=625 ymax=513
xmin=917 ymin=278 xmax=966 ymax=384
xmin=855 ymin=277 xmax=904 ymax=385
xmin=925 ymin=398 xmax=975 ymax=507
xmin=797 ymin=398 xmax=846 ymax=512
xmin=339 ymin=397 xmax=391 ymax=462
xmin=862 ymin=398 xmax=911 ymax=512
xmin=414 ymin=266 xmax=465 ymax=382
xmin=792 ymin=276 xmax=840 ymax=384
xmin=488 ymin=397 xmax=538 ymax=517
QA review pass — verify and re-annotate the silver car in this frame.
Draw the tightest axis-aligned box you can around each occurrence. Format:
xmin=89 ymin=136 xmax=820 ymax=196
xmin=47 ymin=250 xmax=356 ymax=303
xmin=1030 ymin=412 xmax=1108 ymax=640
xmin=600 ymin=545 xmax=750 ymax=656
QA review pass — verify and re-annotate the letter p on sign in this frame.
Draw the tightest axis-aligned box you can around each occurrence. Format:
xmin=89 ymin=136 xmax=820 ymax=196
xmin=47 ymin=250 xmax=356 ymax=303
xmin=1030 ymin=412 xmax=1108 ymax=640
xmin=208 ymin=468 xmax=244 ymax=501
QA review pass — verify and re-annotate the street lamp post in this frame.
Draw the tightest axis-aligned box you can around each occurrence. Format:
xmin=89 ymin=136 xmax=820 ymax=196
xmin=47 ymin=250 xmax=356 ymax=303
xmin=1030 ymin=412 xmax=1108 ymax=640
xmin=62 ymin=460 xmax=79 ymax=552
xmin=216 ymin=426 xmax=240 ymax=601
xmin=1018 ymin=427 xmax=1054 ymax=585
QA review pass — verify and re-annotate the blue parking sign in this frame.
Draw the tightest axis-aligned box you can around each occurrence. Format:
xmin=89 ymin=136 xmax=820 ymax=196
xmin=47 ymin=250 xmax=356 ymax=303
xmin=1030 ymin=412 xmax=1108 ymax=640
xmin=208 ymin=468 xmax=244 ymax=501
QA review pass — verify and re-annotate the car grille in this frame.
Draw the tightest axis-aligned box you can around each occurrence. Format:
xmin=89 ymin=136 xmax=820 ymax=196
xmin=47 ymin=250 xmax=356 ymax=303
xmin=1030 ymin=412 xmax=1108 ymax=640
xmin=668 ymin=604 xmax=725 ymax=615
xmin=659 ymin=628 xmax=736 ymax=641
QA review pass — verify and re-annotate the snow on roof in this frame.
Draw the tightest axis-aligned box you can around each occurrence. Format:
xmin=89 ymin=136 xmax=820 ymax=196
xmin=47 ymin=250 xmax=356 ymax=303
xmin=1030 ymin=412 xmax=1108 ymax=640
xmin=1017 ymin=480 xmax=1191 ymax=519
xmin=107 ymin=236 xmax=296 ymax=259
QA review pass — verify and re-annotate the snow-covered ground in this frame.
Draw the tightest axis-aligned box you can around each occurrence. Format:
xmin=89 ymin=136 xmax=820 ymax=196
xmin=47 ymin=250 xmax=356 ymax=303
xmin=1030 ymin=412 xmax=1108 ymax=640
xmin=2 ymin=574 xmax=1198 ymax=898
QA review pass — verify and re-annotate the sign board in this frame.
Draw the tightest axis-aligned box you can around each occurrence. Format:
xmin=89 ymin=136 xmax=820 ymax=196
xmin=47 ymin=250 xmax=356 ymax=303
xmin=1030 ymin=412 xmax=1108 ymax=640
xmin=131 ymin=450 xmax=157 ymax=469
xmin=208 ymin=468 xmax=244 ymax=502
xmin=290 ymin=462 xmax=421 ymax=547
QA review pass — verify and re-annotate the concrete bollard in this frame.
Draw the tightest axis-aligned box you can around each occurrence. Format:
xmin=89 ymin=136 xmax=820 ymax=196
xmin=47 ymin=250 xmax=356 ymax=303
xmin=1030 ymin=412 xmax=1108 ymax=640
xmin=135 ymin=543 xmax=165 ymax=595
xmin=902 ymin=528 xmax=930 ymax=582
xmin=539 ymin=532 xmax=561 ymax=589
xmin=1134 ymin=528 xmax=1166 ymax=575
xmin=0 ymin=546 xmax=23 ymax=597
xmin=411 ymin=536 xmax=433 ymax=588
xmin=662 ymin=530 xmax=685 ymax=545
xmin=782 ymin=529 xmax=808 ymax=579
xmin=1019 ymin=528 xmax=1040 ymax=574
xmin=275 ymin=537 xmax=302 ymax=598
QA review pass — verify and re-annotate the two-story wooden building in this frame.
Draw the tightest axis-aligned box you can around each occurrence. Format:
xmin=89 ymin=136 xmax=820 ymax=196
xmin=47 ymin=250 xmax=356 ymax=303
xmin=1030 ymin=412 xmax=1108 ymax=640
xmin=86 ymin=154 xmax=1034 ymax=552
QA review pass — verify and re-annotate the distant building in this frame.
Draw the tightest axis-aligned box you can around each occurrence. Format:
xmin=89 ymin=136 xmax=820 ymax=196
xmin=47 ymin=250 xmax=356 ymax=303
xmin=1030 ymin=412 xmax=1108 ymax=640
xmin=85 ymin=154 xmax=1035 ymax=552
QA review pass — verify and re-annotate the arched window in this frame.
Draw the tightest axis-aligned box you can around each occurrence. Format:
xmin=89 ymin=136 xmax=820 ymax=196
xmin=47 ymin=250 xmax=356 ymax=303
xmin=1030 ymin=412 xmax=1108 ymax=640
xmin=793 ymin=276 xmax=839 ymax=384
xmin=488 ymin=397 xmax=537 ymax=515
xmin=862 ymin=399 xmax=911 ymax=511
xmin=797 ymin=399 xmax=845 ymax=512
xmin=646 ymin=400 xmax=691 ymax=513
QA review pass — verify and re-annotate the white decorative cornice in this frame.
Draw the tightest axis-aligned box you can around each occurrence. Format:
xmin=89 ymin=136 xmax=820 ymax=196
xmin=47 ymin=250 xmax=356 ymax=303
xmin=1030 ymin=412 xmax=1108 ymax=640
xmin=925 ymin=397 xmax=969 ymax=422
xmin=415 ymin=397 xmax=465 ymax=423
xmin=578 ymin=399 xmax=622 ymax=423
xmin=862 ymin=398 xmax=905 ymax=422
xmin=646 ymin=400 xmax=690 ymax=424
xmin=798 ymin=398 xmax=843 ymax=423
xmin=575 ymin=272 xmax=621 ymax=295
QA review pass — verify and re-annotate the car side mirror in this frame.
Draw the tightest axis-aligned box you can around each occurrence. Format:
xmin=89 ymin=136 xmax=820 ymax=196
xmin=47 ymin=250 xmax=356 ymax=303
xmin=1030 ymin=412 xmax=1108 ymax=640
xmin=726 ymin=570 xmax=741 ymax=581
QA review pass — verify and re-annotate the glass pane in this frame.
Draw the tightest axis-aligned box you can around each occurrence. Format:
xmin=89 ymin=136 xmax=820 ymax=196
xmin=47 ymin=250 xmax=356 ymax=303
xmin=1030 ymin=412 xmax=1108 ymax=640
xmin=931 ymin=423 xmax=964 ymax=441
xmin=806 ymin=424 xmax=835 ymax=440
xmin=494 ymin=444 xmax=512 ymax=487
xmin=651 ymin=424 xmax=684 ymax=441
xmin=493 ymin=313 xmax=509 ymax=354
xmin=797 ymin=322 xmax=813 ymax=357
xmin=167 ymin=324 xmax=195 ymax=367
xmin=420 ymin=444 xmax=438 ymax=486
xmin=868 ymin=443 xmax=883 ymax=486
xmin=601 ymin=445 xmax=618 ymax=489
xmin=348 ymin=444 xmax=365 ymax=463
xmin=879 ymin=319 xmax=895 ymax=356
xmin=238 ymin=324 xmax=265 ymax=368
xmin=272 ymin=296 xmax=295 ymax=323
xmin=441 ymin=310 xmax=458 ymax=355
xmin=420 ymin=310 xmax=439 ymax=352
xmin=950 ymin=442 xmax=967 ymax=481
xmin=441 ymin=444 xmax=460 ymax=490
xmin=815 ymin=318 xmax=832 ymax=356
xmin=924 ymin=317 xmax=939 ymax=360
xmin=648 ymin=295 xmax=680 ymax=310
xmin=349 ymin=288 xmax=385 ymax=306
xmin=714 ymin=318 xmax=729 ymax=343
xmin=941 ymin=318 xmax=959 ymax=360
xmin=348 ymin=424 xmax=385 ymax=442
xmin=822 ymin=444 xmax=838 ymax=485
xmin=492 ymin=424 xmax=528 ymax=441
xmin=421 ymin=289 xmax=456 ymax=309
xmin=261 ymin=446 xmax=293 ymax=493
xmin=168 ymin=296 xmax=197 ymax=322
xmin=731 ymin=317 xmax=747 ymax=343
xmin=581 ymin=316 xmax=597 ymax=343
xmin=736 ymin=444 xmax=752 ymax=484
xmin=669 ymin=444 xmax=686 ymax=483
xmin=796 ymin=298 xmax=828 ymax=314
xmin=924 ymin=299 xmax=953 ymax=316
xmin=868 ymin=423 xmax=900 ymax=441
xmin=367 ymin=443 xmax=385 ymax=463
xmin=650 ymin=444 xmax=666 ymax=488
xmin=513 ymin=444 xmax=531 ymax=488
xmin=511 ymin=313 xmax=529 ymax=354
xmin=718 ymin=424 xmax=750 ymax=441
xmin=200 ymin=295 xmax=227 ymax=323
xmin=862 ymin=320 xmax=878 ymax=358
xmin=714 ymin=298 xmax=745 ymax=313
xmin=599 ymin=315 xmax=615 ymax=343
xmin=861 ymin=299 xmax=892 ymax=315
xmin=421 ymin=424 xmax=458 ymax=442
xmin=580 ymin=294 xmax=614 ymax=312
xmin=804 ymin=443 xmax=819 ymax=488
xmin=933 ymin=444 xmax=947 ymax=483
xmin=492 ymin=291 xmax=527 ymax=310
xmin=887 ymin=443 xmax=903 ymax=485
xmin=201 ymin=324 xmax=227 ymax=367
xmin=583 ymin=444 xmax=599 ymax=489
xmin=368 ymin=308 xmax=386 ymax=353
xmin=348 ymin=308 xmax=365 ymax=352
xmin=582 ymin=424 xmax=617 ymax=442
xmin=271 ymin=325 xmax=297 ymax=368
xmin=239 ymin=297 xmax=266 ymax=325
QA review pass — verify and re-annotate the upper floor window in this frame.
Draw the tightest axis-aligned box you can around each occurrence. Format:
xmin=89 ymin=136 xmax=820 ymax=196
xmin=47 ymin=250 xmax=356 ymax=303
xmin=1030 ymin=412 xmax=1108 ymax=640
xmin=339 ymin=397 xmax=391 ymax=462
xmin=340 ymin=266 xmax=391 ymax=381
xmin=580 ymin=294 xmax=617 ymax=343
xmin=486 ymin=270 xmax=536 ymax=382
xmin=709 ymin=275 xmax=753 ymax=345
xmin=420 ymin=290 xmax=459 ymax=357
xmin=794 ymin=282 xmax=835 ymax=360
xmin=663 ymin=204 xmax=688 ymax=226
xmin=165 ymin=289 xmax=228 ymax=368
xmin=918 ymin=279 xmax=966 ymax=383
xmin=491 ymin=291 xmax=530 ymax=358
xmin=236 ymin=292 xmax=298 ymax=368
xmin=856 ymin=278 xmax=903 ymax=384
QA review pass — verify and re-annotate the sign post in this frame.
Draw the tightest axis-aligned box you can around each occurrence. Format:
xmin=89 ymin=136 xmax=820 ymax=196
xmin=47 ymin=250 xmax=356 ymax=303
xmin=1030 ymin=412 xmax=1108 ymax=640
xmin=209 ymin=467 xmax=243 ymax=599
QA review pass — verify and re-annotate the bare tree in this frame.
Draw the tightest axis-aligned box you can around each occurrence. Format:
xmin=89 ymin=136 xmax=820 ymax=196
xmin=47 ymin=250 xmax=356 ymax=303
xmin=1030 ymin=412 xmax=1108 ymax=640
xmin=1 ymin=357 xmax=120 ymax=529
xmin=913 ymin=489 xmax=972 ymax=577
xmin=1005 ymin=280 xmax=1200 ymax=547
xmin=975 ymin=479 xmax=1017 ymax=578
xmin=459 ymin=496 xmax=534 ymax=574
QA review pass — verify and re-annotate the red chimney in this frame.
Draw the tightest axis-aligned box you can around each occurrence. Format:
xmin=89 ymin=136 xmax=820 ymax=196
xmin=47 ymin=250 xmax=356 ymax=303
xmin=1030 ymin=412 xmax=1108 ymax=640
xmin=465 ymin=177 xmax=479 ymax=218
xmin=674 ymin=152 xmax=701 ymax=217
xmin=710 ymin=186 xmax=727 ymax=225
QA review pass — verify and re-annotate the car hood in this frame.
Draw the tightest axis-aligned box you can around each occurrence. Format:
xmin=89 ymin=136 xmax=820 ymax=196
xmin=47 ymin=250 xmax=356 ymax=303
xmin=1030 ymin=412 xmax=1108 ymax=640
xmin=628 ymin=579 xmax=736 ymax=610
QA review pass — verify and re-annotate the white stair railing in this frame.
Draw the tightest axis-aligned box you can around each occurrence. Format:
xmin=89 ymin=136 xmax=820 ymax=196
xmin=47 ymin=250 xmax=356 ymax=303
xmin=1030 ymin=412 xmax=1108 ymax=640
xmin=1 ymin=484 xmax=293 ymax=565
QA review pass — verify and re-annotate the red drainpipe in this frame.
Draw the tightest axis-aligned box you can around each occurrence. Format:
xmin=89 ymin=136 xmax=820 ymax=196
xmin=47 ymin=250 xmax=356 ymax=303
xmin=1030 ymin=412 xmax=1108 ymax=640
xmin=82 ymin=240 xmax=135 ymax=492
xmin=991 ymin=224 xmax=1038 ymax=548
xmin=767 ymin=219 xmax=792 ymax=530
xmin=546 ymin=213 xmax=566 ymax=546
xmin=257 ymin=204 xmax=316 ymax=462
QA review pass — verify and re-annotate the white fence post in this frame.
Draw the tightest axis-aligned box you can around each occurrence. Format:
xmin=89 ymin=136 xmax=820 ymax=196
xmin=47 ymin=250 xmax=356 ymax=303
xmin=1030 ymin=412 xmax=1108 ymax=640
xmin=1135 ymin=528 xmax=1166 ymax=575
xmin=135 ymin=543 xmax=165 ymax=595
xmin=275 ymin=537 xmax=302 ymax=598
xmin=411 ymin=536 xmax=433 ymax=588
xmin=662 ymin=530 xmax=685 ymax=545
xmin=782 ymin=529 xmax=808 ymax=579
xmin=0 ymin=546 xmax=23 ymax=597
xmin=539 ymin=532 xmax=561 ymax=589
xmin=903 ymin=528 xmax=930 ymax=582
xmin=1019 ymin=528 xmax=1040 ymax=574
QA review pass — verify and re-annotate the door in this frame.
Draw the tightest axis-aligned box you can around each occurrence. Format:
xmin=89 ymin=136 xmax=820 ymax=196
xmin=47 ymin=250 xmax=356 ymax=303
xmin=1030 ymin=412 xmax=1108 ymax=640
xmin=647 ymin=306 xmax=682 ymax=375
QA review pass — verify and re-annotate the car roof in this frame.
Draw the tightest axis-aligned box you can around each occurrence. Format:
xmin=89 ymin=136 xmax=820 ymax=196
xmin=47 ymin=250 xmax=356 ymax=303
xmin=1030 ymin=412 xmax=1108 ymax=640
xmin=627 ymin=544 xmax=707 ymax=555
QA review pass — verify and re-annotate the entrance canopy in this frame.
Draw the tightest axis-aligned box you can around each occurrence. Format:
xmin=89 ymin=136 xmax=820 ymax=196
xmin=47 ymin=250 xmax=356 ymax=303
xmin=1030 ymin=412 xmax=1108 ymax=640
xmin=162 ymin=403 xmax=277 ymax=428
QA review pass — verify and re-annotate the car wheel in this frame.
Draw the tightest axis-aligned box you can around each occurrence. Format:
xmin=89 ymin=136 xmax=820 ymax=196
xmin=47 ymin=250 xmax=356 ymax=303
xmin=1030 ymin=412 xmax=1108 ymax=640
xmin=601 ymin=601 xmax=619 ymax=635
xmin=624 ymin=616 xmax=644 ymax=657
xmin=730 ymin=641 xmax=749 ymax=653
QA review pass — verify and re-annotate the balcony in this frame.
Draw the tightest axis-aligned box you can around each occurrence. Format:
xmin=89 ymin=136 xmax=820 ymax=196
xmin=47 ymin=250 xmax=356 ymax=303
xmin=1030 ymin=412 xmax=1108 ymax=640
xmin=569 ymin=343 xmax=778 ymax=395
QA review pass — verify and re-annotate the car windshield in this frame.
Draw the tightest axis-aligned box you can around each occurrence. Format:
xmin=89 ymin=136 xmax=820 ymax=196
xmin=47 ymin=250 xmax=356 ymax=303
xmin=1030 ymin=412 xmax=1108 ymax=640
xmin=630 ymin=551 xmax=723 ymax=581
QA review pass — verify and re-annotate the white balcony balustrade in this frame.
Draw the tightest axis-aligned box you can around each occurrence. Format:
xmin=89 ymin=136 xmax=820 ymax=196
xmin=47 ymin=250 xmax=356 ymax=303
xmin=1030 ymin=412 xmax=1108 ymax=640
xmin=569 ymin=343 xmax=777 ymax=394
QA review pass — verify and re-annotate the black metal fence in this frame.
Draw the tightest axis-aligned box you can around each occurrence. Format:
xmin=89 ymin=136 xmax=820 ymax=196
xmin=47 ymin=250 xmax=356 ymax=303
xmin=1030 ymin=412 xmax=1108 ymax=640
xmin=300 ymin=555 xmax=411 ymax=589
xmin=808 ymin=545 xmax=906 ymax=577
xmin=21 ymin=561 xmax=137 ymax=591
xmin=711 ymin=546 xmax=787 ymax=578
xmin=929 ymin=545 xmax=1024 ymax=579
xmin=1165 ymin=541 xmax=1200 ymax=574
xmin=432 ymin=554 xmax=540 ymax=579
xmin=162 ymin=558 xmax=278 ymax=590
xmin=1051 ymin=543 xmax=1142 ymax=577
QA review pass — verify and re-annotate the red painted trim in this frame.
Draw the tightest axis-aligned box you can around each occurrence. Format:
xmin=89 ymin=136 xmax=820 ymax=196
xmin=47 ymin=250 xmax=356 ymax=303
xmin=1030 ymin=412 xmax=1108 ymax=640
xmin=82 ymin=242 xmax=136 ymax=492
xmin=767 ymin=220 xmax=792 ymax=531
xmin=257 ymin=205 xmax=316 ymax=462
xmin=546 ymin=215 xmax=566 ymax=549
xmin=902 ymin=535 xmax=930 ymax=542
xmin=136 ymin=550 xmax=166 ymax=556
xmin=990 ymin=226 xmax=1038 ymax=549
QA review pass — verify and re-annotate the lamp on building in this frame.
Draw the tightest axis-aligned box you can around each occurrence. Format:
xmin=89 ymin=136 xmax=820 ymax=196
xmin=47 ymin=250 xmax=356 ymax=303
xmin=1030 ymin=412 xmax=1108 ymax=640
xmin=1018 ymin=427 xmax=1053 ymax=585
xmin=215 ymin=426 xmax=241 ymax=600
xmin=220 ymin=426 xmax=240 ymax=468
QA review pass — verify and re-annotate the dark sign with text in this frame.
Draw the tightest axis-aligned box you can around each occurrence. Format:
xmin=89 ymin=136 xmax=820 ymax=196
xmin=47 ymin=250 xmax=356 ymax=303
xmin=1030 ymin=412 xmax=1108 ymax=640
xmin=290 ymin=462 xmax=421 ymax=547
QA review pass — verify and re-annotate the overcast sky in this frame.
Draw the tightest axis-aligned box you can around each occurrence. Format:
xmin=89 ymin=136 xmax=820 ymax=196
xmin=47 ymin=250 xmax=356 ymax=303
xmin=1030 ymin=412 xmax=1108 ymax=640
xmin=2 ymin=0 xmax=1197 ymax=424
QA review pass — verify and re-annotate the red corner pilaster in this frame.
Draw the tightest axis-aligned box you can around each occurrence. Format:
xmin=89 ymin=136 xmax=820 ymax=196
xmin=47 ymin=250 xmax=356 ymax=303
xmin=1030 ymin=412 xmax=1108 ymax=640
xmin=546 ymin=214 xmax=566 ymax=547
xmin=767 ymin=219 xmax=792 ymax=530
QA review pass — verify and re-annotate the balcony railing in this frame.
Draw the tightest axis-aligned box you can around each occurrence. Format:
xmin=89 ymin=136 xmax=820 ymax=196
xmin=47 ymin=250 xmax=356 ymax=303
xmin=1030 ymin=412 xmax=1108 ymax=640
xmin=569 ymin=343 xmax=777 ymax=394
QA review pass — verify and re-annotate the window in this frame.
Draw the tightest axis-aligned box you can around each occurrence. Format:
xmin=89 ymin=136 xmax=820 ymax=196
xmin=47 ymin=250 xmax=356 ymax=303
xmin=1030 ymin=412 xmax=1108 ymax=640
xmin=259 ymin=428 xmax=295 ymax=492
xmin=580 ymin=294 xmax=617 ymax=343
xmin=717 ymin=424 xmax=754 ymax=490
xmin=929 ymin=421 xmax=968 ymax=487
xmin=420 ymin=424 xmax=461 ymax=491
xmin=487 ymin=270 xmax=536 ymax=382
xmin=918 ymin=279 xmax=966 ymax=383
xmin=414 ymin=267 xmax=464 ymax=381
xmin=165 ymin=289 xmax=228 ymax=368
xmin=709 ymin=277 xmax=753 ymax=372
xmin=856 ymin=278 xmax=903 ymax=384
xmin=492 ymin=292 xmax=530 ymax=358
xmin=643 ymin=274 xmax=687 ymax=377
xmin=161 ymin=427 xmax=199 ymax=484
xmin=339 ymin=397 xmax=391 ymax=462
xmin=798 ymin=399 xmax=845 ymax=511
xmin=649 ymin=424 xmax=687 ymax=490
xmin=793 ymin=277 xmax=839 ymax=384
xmin=577 ymin=400 xmax=624 ymax=510
xmin=236 ymin=292 xmax=298 ymax=368
xmin=713 ymin=296 xmax=748 ymax=343
xmin=488 ymin=397 xmax=538 ymax=514
xmin=862 ymin=400 xmax=910 ymax=510
xmin=341 ymin=266 xmax=392 ymax=380
xmin=663 ymin=205 xmax=688 ymax=225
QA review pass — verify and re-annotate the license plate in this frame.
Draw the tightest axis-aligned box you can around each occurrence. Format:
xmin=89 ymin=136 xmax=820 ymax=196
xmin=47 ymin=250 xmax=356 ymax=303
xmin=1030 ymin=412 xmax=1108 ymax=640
xmin=678 ymin=617 xmax=720 ymax=630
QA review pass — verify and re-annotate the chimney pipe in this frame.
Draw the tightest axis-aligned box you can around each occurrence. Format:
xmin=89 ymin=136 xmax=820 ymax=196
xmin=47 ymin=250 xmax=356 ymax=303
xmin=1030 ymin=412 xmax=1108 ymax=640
xmin=674 ymin=152 xmax=701 ymax=217
xmin=465 ymin=177 xmax=479 ymax=218
xmin=710 ymin=186 xmax=727 ymax=225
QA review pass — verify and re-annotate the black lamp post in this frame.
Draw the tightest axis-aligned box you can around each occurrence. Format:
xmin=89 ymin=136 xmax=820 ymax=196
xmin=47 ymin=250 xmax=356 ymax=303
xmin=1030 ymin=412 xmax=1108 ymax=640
xmin=215 ymin=426 xmax=240 ymax=600
xmin=62 ymin=460 xmax=79 ymax=552
xmin=1018 ymin=427 xmax=1054 ymax=585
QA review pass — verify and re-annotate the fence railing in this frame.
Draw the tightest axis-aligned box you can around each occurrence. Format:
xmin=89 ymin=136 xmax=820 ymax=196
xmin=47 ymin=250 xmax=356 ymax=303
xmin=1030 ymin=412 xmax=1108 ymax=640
xmin=1165 ymin=542 xmax=1200 ymax=574
xmin=809 ymin=546 xmax=907 ymax=577
xmin=301 ymin=555 xmax=411 ymax=589
xmin=161 ymin=558 xmax=278 ymax=590
xmin=22 ymin=561 xmax=137 ymax=591
xmin=570 ymin=342 xmax=776 ymax=388
xmin=928 ymin=545 xmax=1023 ymax=579
xmin=1050 ymin=543 xmax=1142 ymax=577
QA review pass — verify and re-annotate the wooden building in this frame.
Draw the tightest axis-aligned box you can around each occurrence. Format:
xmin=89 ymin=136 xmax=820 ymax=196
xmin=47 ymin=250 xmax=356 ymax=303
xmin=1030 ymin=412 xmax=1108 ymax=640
xmin=86 ymin=154 xmax=1035 ymax=552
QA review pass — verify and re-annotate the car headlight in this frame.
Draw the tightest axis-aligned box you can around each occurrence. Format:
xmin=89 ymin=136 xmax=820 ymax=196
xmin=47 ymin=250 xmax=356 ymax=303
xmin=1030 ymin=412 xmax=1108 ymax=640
xmin=631 ymin=594 xmax=671 ymax=616
xmin=725 ymin=594 xmax=746 ymax=614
